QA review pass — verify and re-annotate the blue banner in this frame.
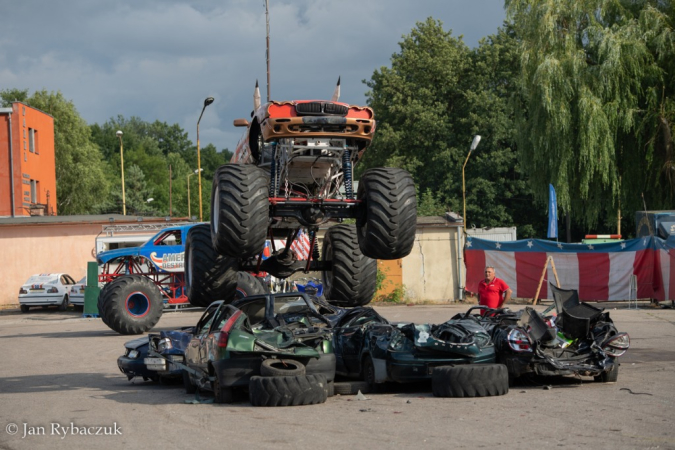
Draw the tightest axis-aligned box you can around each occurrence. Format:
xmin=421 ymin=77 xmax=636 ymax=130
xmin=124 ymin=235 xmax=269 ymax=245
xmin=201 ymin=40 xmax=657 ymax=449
xmin=548 ymin=184 xmax=558 ymax=239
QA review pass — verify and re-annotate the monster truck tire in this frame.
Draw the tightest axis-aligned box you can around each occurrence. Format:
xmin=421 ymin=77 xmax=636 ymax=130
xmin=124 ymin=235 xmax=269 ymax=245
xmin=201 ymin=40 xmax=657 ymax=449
xmin=249 ymin=374 xmax=328 ymax=407
xmin=211 ymin=164 xmax=269 ymax=258
xmin=321 ymin=224 xmax=377 ymax=307
xmin=432 ymin=364 xmax=509 ymax=398
xmin=357 ymin=167 xmax=417 ymax=260
xmin=260 ymin=359 xmax=306 ymax=377
xmin=235 ymin=272 xmax=270 ymax=300
xmin=185 ymin=224 xmax=238 ymax=307
xmin=594 ymin=361 xmax=619 ymax=383
xmin=97 ymin=275 xmax=163 ymax=335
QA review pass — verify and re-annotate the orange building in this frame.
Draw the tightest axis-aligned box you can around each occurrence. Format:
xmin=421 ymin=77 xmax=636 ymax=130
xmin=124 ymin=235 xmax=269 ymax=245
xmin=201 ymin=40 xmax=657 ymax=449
xmin=0 ymin=102 xmax=57 ymax=217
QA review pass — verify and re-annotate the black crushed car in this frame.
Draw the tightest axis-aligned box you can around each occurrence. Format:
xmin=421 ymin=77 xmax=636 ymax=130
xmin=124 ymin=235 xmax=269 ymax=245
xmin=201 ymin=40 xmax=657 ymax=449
xmin=332 ymin=307 xmax=509 ymax=397
xmin=473 ymin=285 xmax=630 ymax=384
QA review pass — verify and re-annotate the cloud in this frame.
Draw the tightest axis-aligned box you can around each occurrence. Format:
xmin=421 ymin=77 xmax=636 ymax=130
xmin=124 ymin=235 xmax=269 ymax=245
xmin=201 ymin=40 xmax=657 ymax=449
xmin=0 ymin=0 xmax=506 ymax=152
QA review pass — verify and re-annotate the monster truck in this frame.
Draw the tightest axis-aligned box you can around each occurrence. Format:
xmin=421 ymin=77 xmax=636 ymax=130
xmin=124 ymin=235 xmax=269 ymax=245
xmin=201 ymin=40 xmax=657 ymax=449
xmin=195 ymin=81 xmax=417 ymax=308
xmin=96 ymin=224 xmax=268 ymax=335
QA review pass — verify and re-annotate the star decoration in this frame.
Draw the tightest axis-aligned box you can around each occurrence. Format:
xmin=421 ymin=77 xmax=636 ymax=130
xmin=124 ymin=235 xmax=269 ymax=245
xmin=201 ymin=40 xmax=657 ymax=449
xmin=527 ymin=241 xmax=534 ymax=248
xmin=466 ymin=240 xmax=473 ymax=248
xmin=620 ymin=242 xmax=626 ymax=249
xmin=495 ymin=242 xmax=502 ymax=249
xmin=588 ymin=245 xmax=594 ymax=250
xmin=557 ymin=243 xmax=563 ymax=249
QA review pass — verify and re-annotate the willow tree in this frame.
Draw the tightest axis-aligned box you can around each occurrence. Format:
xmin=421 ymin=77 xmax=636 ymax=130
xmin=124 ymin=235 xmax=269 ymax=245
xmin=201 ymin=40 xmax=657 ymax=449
xmin=507 ymin=0 xmax=675 ymax=230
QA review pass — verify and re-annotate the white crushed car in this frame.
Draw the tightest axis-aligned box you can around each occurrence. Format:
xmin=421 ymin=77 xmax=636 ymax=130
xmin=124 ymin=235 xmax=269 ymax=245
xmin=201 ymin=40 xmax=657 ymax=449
xmin=18 ymin=273 xmax=77 ymax=312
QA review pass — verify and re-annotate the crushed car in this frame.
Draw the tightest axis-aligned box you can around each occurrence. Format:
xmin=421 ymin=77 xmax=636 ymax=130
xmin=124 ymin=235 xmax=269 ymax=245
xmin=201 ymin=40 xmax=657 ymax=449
xmin=332 ymin=307 xmax=509 ymax=397
xmin=469 ymin=285 xmax=630 ymax=385
xmin=118 ymin=293 xmax=334 ymax=406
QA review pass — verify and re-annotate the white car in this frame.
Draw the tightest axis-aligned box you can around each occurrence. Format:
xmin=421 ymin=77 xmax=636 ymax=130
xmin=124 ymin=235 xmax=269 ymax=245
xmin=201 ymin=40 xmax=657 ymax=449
xmin=18 ymin=273 xmax=77 ymax=313
xmin=69 ymin=276 xmax=87 ymax=307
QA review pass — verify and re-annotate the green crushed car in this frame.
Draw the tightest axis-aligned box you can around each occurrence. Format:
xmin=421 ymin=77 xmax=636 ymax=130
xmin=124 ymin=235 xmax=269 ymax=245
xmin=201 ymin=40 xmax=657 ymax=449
xmin=183 ymin=293 xmax=335 ymax=405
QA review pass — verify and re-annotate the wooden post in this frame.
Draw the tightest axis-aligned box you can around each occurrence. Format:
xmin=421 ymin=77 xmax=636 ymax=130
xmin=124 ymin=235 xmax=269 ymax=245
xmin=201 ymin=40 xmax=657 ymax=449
xmin=532 ymin=256 xmax=560 ymax=305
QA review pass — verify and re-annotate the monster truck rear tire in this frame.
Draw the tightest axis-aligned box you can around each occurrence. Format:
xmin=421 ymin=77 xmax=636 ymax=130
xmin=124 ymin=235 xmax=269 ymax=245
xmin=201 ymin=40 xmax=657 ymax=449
xmin=97 ymin=275 xmax=163 ymax=335
xmin=357 ymin=167 xmax=417 ymax=260
xmin=432 ymin=364 xmax=509 ymax=398
xmin=185 ymin=223 xmax=238 ymax=307
xmin=235 ymin=272 xmax=270 ymax=300
xmin=249 ymin=374 xmax=328 ymax=407
xmin=321 ymin=224 xmax=377 ymax=307
xmin=211 ymin=164 xmax=269 ymax=258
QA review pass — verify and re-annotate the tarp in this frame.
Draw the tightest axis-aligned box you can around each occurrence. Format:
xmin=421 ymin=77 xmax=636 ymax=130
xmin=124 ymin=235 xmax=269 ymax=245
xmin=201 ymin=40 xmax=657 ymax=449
xmin=465 ymin=236 xmax=675 ymax=302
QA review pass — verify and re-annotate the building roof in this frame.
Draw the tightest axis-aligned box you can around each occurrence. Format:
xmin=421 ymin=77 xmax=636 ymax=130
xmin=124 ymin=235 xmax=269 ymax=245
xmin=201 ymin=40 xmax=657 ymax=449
xmin=0 ymin=214 xmax=191 ymax=228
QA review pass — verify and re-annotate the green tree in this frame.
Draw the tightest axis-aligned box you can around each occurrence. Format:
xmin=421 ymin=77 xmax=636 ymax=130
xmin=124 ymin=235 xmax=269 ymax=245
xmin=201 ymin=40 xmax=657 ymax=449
xmin=361 ymin=18 xmax=545 ymax=236
xmin=0 ymin=89 xmax=29 ymax=105
xmin=506 ymin=0 xmax=675 ymax=230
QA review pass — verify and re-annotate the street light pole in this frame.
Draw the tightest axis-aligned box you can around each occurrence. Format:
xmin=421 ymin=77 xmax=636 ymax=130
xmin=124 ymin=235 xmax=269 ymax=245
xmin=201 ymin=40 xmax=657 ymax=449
xmin=196 ymin=97 xmax=214 ymax=222
xmin=186 ymin=168 xmax=203 ymax=220
xmin=462 ymin=135 xmax=481 ymax=235
xmin=116 ymin=130 xmax=126 ymax=215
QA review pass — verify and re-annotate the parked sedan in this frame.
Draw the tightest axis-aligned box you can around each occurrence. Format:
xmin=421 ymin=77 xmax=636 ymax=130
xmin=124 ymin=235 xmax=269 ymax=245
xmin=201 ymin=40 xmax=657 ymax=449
xmin=18 ymin=273 xmax=77 ymax=312
xmin=69 ymin=276 xmax=86 ymax=307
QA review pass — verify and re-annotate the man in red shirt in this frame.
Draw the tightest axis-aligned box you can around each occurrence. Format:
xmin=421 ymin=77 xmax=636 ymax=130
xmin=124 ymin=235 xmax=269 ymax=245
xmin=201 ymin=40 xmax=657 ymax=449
xmin=478 ymin=266 xmax=512 ymax=309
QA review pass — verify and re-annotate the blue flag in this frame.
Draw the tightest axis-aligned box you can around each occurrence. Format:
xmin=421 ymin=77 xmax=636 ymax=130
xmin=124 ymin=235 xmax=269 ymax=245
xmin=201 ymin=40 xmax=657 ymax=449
xmin=548 ymin=184 xmax=558 ymax=239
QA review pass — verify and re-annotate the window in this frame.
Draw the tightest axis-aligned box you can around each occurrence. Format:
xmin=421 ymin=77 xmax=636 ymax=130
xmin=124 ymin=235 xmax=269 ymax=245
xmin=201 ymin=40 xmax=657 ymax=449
xmin=29 ymin=128 xmax=36 ymax=153
xmin=30 ymin=180 xmax=37 ymax=203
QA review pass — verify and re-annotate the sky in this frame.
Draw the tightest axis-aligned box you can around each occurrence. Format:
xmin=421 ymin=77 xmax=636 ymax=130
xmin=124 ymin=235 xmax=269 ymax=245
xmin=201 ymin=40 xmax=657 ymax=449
xmin=0 ymin=0 xmax=507 ymax=154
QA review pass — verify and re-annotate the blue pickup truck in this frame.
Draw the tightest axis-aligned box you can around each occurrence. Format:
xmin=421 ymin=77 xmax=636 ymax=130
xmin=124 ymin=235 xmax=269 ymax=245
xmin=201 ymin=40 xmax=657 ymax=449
xmin=96 ymin=223 xmax=267 ymax=335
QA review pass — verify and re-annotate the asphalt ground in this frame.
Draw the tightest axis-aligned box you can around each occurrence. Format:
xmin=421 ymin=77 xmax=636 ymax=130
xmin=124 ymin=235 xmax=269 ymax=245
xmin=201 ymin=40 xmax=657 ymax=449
xmin=0 ymin=302 xmax=674 ymax=450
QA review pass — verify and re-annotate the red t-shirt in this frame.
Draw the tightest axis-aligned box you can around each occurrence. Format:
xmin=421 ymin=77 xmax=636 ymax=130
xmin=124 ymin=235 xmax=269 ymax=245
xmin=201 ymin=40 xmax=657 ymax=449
xmin=478 ymin=277 xmax=509 ymax=309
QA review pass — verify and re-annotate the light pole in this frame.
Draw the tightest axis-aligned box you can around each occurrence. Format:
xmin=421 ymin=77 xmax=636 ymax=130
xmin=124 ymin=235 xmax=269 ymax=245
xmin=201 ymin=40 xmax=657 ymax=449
xmin=197 ymin=97 xmax=214 ymax=222
xmin=462 ymin=135 xmax=481 ymax=235
xmin=187 ymin=168 xmax=203 ymax=220
xmin=116 ymin=130 xmax=126 ymax=215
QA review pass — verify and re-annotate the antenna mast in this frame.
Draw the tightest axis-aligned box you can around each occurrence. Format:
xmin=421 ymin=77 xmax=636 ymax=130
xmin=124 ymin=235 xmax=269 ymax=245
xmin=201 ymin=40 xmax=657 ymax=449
xmin=265 ymin=0 xmax=271 ymax=102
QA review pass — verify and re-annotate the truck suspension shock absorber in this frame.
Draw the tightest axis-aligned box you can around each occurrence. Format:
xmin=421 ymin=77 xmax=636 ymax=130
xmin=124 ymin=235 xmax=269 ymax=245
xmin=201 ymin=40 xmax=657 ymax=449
xmin=342 ymin=149 xmax=353 ymax=199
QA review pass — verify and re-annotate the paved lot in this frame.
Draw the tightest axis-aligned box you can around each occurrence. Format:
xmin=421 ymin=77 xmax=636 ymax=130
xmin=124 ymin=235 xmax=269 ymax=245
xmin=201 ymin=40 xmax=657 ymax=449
xmin=0 ymin=302 xmax=674 ymax=449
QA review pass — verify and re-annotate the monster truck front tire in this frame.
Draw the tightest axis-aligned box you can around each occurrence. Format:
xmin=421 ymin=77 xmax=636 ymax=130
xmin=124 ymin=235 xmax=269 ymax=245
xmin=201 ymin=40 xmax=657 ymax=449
xmin=211 ymin=164 xmax=269 ymax=258
xmin=185 ymin=224 xmax=238 ymax=307
xmin=357 ymin=167 xmax=417 ymax=260
xmin=321 ymin=224 xmax=377 ymax=307
xmin=97 ymin=275 xmax=163 ymax=335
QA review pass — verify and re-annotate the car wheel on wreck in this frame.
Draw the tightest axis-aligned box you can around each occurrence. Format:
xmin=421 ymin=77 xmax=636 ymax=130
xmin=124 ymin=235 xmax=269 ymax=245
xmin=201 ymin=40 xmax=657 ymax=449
xmin=211 ymin=164 xmax=270 ymax=259
xmin=260 ymin=359 xmax=306 ymax=377
xmin=594 ymin=361 xmax=619 ymax=383
xmin=185 ymin=223 xmax=238 ymax=307
xmin=432 ymin=364 xmax=509 ymax=398
xmin=182 ymin=370 xmax=197 ymax=394
xmin=362 ymin=355 xmax=382 ymax=393
xmin=97 ymin=275 xmax=163 ymax=335
xmin=333 ymin=380 xmax=371 ymax=396
xmin=212 ymin=373 xmax=234 ymax=404
xmin=321 ymin=224 xmax=377 ymax=307
xmin=249 ymin=374 xmax=328 ymax=407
